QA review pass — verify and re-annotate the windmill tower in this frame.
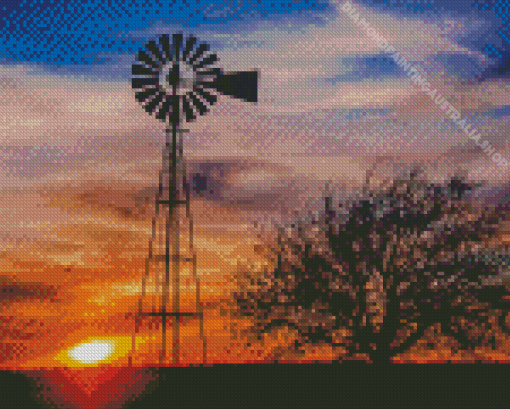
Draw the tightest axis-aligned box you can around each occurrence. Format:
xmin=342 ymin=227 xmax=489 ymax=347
xmin=129 ymin=33 xmax=258 ymax=366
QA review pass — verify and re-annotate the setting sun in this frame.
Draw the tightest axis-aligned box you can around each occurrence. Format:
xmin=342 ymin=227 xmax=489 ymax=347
xmin=68 ymin=341 xmax=114 ymax=364
xmin=49 ymin=337 xmax=133 ymax=368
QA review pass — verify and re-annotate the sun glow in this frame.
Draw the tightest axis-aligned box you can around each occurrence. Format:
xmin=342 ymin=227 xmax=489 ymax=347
xmin=51 ymin=337 xmax=132 ymax=367
xmin=68 ymin=341 xmax=114 ymax=364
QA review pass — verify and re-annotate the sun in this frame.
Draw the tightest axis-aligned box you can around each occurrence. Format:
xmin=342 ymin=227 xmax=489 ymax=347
xmin=67 ymin=340 xmax=114 ymax=364
xmin=52 ymin=336 xmax=133 ymax=367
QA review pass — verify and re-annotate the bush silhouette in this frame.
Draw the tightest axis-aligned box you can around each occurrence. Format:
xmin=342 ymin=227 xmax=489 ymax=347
xmin=234 ymin=168 xmax=510 ymax=363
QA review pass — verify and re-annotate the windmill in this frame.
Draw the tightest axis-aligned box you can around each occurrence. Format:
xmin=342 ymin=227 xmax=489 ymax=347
xmin=129 ymin=33 xmax=258 ymax=366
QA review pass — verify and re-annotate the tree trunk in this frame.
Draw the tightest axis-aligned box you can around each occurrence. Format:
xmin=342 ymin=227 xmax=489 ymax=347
xmin=369 ymin=284 xmax=400 ymax=364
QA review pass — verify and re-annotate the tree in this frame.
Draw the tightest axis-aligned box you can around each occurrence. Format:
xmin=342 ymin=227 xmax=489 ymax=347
xmin=234 ymin=169 xmax=510 ymax=363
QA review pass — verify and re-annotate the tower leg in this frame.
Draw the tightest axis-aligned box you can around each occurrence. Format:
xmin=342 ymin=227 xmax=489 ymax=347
xmin=161 ymin=120 xmax=181 ymax=365
xmin=130 ymin=119 xmax=206 ymax=366
xmin=183 ymin=149 xmax=207 ymax=364
xmin=129 ymin=143 xmax=167 ymax=368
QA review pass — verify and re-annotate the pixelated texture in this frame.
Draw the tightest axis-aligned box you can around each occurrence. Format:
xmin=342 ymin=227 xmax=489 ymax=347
xmin=0 ymin=0 xmax=510 ymax=407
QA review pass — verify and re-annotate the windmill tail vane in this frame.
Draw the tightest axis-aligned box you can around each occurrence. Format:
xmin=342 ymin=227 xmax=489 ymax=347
xmin=129 ymin=32 xmax=258 ymax=365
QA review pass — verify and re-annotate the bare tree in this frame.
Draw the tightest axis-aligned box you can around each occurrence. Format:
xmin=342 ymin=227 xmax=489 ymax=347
xmin=234 ymin=169 xmax=510 ymax=363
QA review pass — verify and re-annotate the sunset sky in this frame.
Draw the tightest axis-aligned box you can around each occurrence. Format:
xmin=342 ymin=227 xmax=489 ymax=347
xmin=0 ymin=0 xmax=509 ymax=369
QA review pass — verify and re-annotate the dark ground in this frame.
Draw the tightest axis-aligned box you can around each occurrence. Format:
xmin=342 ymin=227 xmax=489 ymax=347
xmin=0 ymin=364 xmax=508 ymax=409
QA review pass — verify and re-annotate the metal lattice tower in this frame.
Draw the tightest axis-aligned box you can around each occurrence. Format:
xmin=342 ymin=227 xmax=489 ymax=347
xmin=129 ymin=33 xmax=258 ymax=365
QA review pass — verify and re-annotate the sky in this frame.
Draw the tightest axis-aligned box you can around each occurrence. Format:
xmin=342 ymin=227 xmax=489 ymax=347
xmin=0 ymin=0 xmax=510 ymax=370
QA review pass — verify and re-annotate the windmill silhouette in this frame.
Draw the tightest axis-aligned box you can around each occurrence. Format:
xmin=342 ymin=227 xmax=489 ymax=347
xmin=129 ymin=33 xmax=258 ymax=365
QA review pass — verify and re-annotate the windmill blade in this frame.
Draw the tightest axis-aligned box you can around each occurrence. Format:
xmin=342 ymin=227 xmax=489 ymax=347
xmin=194 ymin=87 xmax=217 ymax=106
xmin=170 ymin=92 xmax=181 ymax=125
xmin=208 ymin=70 xmax=258 ymax=103
xmin=144 ymin=91 xmax=165 ymax=115
xmin=132 ymin=64 xmax=158 ymax=77
xmin=136 ymin=50 xmax=158 ymax=69
xmin=135 ymin=87 xmax=159 ymax=104
xmin=194 ymin=53 xmax=218 ymax=70
xmin=188 ymin=43 xmax=209 ymax=66
xmin=172 ymin=33 xmax=183 ymax=62
xmin=183 ymin=35 xmax=197 ymax=61
xmin=132 ymin=77 xmax=159 ymax=89
xmin=165 ymin=69 xmax=179 ymax=89
xmin=159 ymin=34 xmax=172 ymax=62
xmin=188 ymin=92 xmax=208 ymax=116
xmin=183 ymin=95 xmax=197 ymax=122
xmin=147 ymin=40 xmax=164 ymax=65
xmin=155 ymin=95 xmax=175 ymax=122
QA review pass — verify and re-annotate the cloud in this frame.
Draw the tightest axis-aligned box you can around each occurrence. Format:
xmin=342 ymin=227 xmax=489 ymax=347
xmin=34 ymin=157 xmax=333 ymax=217
xmin=323 ymin=54 xmax=407 ymax=83
xmin=430 ymin=52 xmax=488 ymax=80
xmin=0 ymin=0 xmax=509 ymax=266
xmin=0 ymin=64 xmax=167 ymax=150
xmin=0 ymin=276 xmax=59 ymax=302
